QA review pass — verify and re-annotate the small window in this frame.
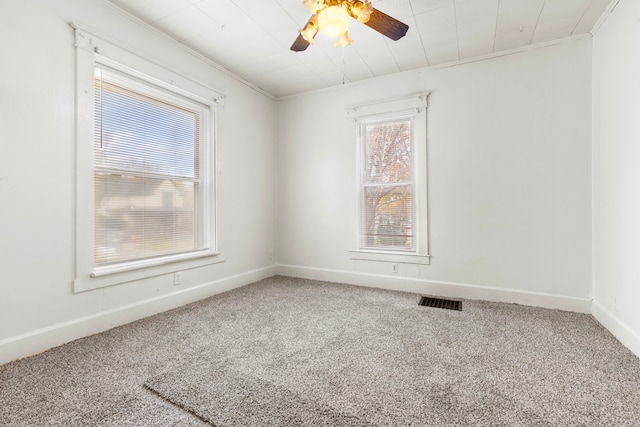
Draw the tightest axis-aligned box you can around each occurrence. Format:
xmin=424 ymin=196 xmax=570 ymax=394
xmin=360 ymin=117 xmax=414 ymax=250
xmin=349 ymin=93 xmax=430 ymax=264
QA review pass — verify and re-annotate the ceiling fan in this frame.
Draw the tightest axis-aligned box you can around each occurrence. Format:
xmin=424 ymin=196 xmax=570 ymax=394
xmin=290 ymin=0 xmax=409 ymax=51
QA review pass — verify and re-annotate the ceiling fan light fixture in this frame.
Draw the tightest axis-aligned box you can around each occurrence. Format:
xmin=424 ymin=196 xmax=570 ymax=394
xmin=290 ymin=0 xmax=409 ymax=52
xmin=350 ymin=0 xmax=373 ymax=24
xmin=335 ymin=31 xmax=353 ymax=47
xmin=300 ymin=16 xmax=318 ymax=43
xmin=304 ymin=0 xmax=323 ymax=14
xmin=317 ymin=5 xmax=350 ymax=37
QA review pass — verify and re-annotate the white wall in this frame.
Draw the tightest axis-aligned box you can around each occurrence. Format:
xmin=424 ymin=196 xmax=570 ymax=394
xmin=1 ymin=0 xmax=620 ymax=364
xmin=0 ymin=0 xmax=277 ymax=363
xmin=278 ymin=39 xmax=593 ymax=310
xmin=592 ymin=0 xmax=640 ymax=357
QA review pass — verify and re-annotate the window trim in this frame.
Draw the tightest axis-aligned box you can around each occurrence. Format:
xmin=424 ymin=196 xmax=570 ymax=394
xmin=73 ymin=25 xmax=225 ymax=293
xmin=347 ymin=93 xmax=431 ymax=265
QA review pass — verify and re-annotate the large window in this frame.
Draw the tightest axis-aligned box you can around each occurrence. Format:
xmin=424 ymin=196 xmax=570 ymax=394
xmin=93 ymin=67 xmax=206 ymax=266
xmin=73 ymin=26 xmax=222 ymax=292
xmin=350 ymin=93 xmax=430 ymax=264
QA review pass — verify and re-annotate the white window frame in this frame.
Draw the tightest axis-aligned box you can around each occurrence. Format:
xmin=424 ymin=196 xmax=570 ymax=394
xmin=73 ymin=25 xmax=225 ymax=292
xmin=347 ymin=93 xmax=431 ymax=265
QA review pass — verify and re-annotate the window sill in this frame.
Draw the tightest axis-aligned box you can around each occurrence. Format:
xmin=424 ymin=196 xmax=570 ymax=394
xmin=349 ymin=250 xmax=431 ymax=265
xmin=73 ymin=251 xmax=225 ymax=293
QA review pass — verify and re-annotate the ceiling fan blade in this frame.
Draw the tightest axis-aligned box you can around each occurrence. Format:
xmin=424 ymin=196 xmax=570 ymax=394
xmin=365 ymin=8 xmax=409 ymax=41
xmin=291 ymin=33 xmax=311 ymax=51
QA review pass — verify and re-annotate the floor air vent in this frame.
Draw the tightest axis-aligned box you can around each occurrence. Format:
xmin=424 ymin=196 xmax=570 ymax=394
xmin=419 ymin=296 xmax=462 ymax=311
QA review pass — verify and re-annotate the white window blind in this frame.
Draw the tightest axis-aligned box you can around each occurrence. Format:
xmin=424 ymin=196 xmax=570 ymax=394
xmin=360 ymin=117 xmax=414 ymax=250
xmin=93 ymin=67 xmax=204 ymax=266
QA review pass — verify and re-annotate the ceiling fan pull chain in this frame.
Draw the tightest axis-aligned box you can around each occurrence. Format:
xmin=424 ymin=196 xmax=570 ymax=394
xmin=342 ymin=45 xmax=346 ymax=85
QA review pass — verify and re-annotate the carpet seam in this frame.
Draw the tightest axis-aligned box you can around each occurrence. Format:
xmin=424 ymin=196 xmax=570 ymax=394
xmin=144 ymin=383 xmax=217 ymax=426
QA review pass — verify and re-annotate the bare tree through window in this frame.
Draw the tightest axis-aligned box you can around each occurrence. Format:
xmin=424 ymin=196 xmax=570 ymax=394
xmin=361 ymin=118 xmax=414 ymax=249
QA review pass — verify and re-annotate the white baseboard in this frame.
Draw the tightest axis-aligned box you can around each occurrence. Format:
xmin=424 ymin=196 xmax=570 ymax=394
xmin=592 ymin=300 xmax=640 ymax=359
xmin=276 ymin=264 xmax=593 ymax=313
xmin=3 ymin=264 xmax=611 ymax=367
xmin=0 ymin=265 xmax=277 ymax=366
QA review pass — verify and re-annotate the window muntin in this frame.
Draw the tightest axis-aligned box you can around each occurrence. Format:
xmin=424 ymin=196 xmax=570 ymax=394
xmin=93 ymin=66 xmax=208 ymax=267
xmin=360 ymin=117 xmax=415 ymax=251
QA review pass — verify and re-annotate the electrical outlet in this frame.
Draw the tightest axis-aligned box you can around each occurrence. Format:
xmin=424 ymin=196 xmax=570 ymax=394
xmin=174 ymin=271 xmax=182 ymax=286
xmin=392 ymin=263 xmax=398 ymax=273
